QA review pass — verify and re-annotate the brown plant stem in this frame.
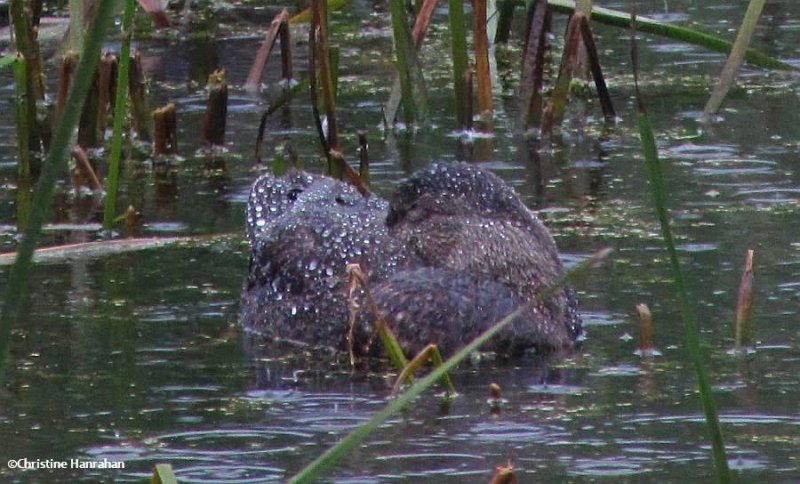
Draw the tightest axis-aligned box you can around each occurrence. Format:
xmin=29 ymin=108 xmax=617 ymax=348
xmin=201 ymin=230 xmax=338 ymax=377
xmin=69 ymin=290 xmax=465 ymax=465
xmin=734 ymin=249 xmax=754 ymax=348
xmin=152 ymin=103 xmax=177 ymax=155
xmin=635 ymin=303 xmax=653 ymax=354
xmin=128 ymin=49 xmax=153 ymax=142
xmin=518 ymin=0 xmax=547 ymax=126
xmin=200 ymin=69 xmax=228 ymax=146
xmin=70 ymin=145 xmax=103 ymax=191
xmin=472 ymin=0 xmax=493 ymax=117
xmin=56 ymin=51 xmax=79 ymax=119
xmin=245 ymin=8 xmax=290 ymax=91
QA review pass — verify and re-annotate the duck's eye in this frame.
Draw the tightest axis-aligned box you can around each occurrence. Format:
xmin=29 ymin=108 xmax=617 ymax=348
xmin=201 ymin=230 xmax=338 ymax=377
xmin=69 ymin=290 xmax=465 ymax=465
xmin=335 ymin=195 xmax=346 ymax=205
xmin=287 ymin=188 xmax=303 ymax=201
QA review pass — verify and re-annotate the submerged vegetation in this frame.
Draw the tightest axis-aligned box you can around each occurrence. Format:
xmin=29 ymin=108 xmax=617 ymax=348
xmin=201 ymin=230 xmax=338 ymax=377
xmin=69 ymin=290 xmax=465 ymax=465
xmin=0 ymin=0 xmax=795 ymax=480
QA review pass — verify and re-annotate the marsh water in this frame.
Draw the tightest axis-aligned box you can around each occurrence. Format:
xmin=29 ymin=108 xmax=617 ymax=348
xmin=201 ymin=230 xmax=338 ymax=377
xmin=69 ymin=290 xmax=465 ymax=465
xmin=1 ymin=0 xmax=800 ymax=481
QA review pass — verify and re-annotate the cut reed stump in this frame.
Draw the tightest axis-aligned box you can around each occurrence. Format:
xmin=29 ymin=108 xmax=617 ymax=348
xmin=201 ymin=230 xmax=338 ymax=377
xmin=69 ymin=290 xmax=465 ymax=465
xmin=129 ymin=49 xmax=153 ymax=142
xmin=56 ymin=51 xmax=80 ymax=119
xmin=490 ymin=462 xmax=517 ymax=484
xmin=153 ymin=103 xmax=177 ymax=155
xmin=635 ymin=303 xmax=654 ymax=356
xmin=201 ymin=69 xmax=228 ymax=146
xmin=96 ymin=52 xmax=118 ymax=136
xmin=734 ymin=249 xmax=754 ymax=349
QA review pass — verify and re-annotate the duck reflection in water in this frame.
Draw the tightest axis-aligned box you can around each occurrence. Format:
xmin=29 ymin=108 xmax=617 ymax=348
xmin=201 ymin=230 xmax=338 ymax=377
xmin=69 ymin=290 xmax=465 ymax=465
xmin=240 ymin=162 xmax=580 ymax=358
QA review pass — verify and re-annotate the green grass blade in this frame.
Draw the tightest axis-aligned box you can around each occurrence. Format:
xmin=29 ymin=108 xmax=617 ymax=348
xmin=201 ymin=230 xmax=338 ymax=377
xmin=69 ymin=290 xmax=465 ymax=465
xmin=12 ymin=55 xmax=31 ymax=232
xmin=150 ymin=463 xmax=179 ymax=484
xmin=703 ymin=0 xmax=766 ymax=117
xmin=633 ymin=43 xmax=731 ymax=480
xmin=388 ymin=0 xmax=429 ymax=125
xmin=636 ymin=102 xmax=731 ymax=484
xmin=288 ymin=248 xmax=610 ymax=483
xmin=548 ymin=0 xmax=795 ymax=71
xmin=103 ymin=0 xmax=137 ymax=231
xmin=0 ymin=0 xmax=119 ymax=382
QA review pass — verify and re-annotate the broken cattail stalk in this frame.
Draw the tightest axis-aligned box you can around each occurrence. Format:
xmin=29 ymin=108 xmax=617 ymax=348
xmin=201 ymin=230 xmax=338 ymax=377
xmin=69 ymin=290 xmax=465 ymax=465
xmin=95 ymin=52 xmax=117 ymax=137
xmin=70 ymin=145 xmax=103 ymax=191
xmin=635 ymin=303 xmax=654 ymax=355
xmin=152 ymin=103 xmax=177 ymax=155
xmin=245 ymin=8 xmax=290 ymax=92
xmin=518 ymin=0 xmax=547 ymax=127
xmin=703 ymin=0 xmax=766 ymax=119
xmin=541 ymin=12 xmax=583 ymax=135
xmin=345 ymin=265 xmax=455 ymax=396
xmin=392 ymin=344 xmax=456 ymax=395
xmin=128 ymin=49 xmax=153 ymax=142
xmin=734 ymin=249 xmax=754 ymax=349
xmin=472 ymin=0 xmax=492 ymax=118
xmin=346 ymin=263 xmax=408 ymax=370
xmin=56 ymin=51 xmax=80 ymax=119
xmin=490 ymin=462 xmax=517 ymax=484
xmin=357 ymin=130 xmax=369 ymax=184
xmin=125 ymin=205 xmax=139 ymax=237
xmin=577 ymin=14 xmax=615 ymax=121
xmin=329 ymin=149 xmax=370 ymax=196
xmin=488 ymin=382 xmax=502 ymax=416
xmin=201 ymin=69 xmax=228 ymax=146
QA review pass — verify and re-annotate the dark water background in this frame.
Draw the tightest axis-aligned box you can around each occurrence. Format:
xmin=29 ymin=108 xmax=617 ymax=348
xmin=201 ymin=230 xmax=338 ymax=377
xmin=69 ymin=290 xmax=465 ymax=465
xmin=1 ymin=0 xmax=799 ymax=481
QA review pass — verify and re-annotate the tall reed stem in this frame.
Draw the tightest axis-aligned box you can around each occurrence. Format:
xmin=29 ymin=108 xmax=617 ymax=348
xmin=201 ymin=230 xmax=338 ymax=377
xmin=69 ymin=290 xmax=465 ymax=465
xmin=472 ymin=0 xmax=493 ymax=118
xmin=13 ymin=55 xmax=31 ymax=232
xmin=0 ymin=0 xmax=119 ymax=382
xmin=104 ymin=0 xmax=136 ymax=231
xmin=448 ymin=0 xmax=469 ymax=126
xmin=703 ymin=0 xmax=766 ymax=118
xmin=632 ymin=14 xmax=730 ymax=483
xmin=388 ymin=0 xmax=429 ymax=125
